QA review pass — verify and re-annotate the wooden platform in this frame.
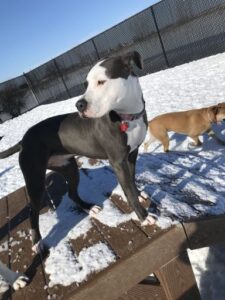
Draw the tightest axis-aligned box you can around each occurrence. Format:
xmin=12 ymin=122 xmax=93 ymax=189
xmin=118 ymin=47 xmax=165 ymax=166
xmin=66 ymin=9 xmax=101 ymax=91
xmin=1 ymin=172 xmax=225 ymax=300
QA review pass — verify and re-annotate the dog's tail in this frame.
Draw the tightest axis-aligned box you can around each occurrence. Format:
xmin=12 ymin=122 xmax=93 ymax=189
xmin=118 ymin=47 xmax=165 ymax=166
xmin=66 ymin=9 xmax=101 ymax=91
xmin=0 ymin=142 xmax=21 ymax=159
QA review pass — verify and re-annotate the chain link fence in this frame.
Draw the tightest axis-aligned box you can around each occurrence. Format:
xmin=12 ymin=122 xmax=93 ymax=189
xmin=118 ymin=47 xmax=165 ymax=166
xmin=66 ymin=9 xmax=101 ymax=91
xmin=1 ymin=0 xmax=225 ymax=122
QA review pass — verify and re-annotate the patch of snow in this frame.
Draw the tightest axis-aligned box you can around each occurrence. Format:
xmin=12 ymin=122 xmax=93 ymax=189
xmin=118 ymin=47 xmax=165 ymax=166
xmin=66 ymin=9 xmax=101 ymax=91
xmin=95 ymin=199 xmax=132 ymax=227
xmin=45 ymin=242 xmax=116 ymax=287
xmin=0 ymin=241 xmax=8 ymax=253
xmin=188 ymin=244 xmax=225 ymax=300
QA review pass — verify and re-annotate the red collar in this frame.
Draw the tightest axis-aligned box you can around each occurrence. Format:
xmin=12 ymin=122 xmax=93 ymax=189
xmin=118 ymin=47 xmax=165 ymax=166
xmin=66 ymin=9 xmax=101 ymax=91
xmin=119 ymin=121 xmax=129 ymax=132
xmin=117 ymin=106 xmax=145 ymax=133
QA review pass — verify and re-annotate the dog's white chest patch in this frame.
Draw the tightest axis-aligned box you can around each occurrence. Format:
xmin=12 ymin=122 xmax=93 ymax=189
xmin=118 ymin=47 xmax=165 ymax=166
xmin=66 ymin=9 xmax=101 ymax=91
xmin=126 ymin=118 xmax=146 ymax=152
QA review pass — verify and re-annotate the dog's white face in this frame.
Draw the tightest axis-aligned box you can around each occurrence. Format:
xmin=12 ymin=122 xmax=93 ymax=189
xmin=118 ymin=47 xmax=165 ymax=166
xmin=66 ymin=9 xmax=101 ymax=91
xmin=77 ymin=52 xmax=144 ymax=118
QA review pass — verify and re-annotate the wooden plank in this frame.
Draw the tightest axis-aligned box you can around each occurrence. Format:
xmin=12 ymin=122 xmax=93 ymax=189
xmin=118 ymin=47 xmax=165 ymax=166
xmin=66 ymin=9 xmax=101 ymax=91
xmin=44 ymin=248 xmax=80 ymax=300
xmin=0 ymin=196 xmax=8 ymax=232
xmin=66 ymin=225 xmax=187 ymax=300
xmin=118 ymin=282 xmax=167 ymax=300
xmin=71 ymin=226 xmax=103 ymax=256
xmin=0 ymin=196 xmax=11 ymax=299
xmin=46 ymin=226 xmax=104 ymax=300
xmin=8 ymin=188 xmax=30 ymax=235
xmin=155 ymin=251 xmax=201 ymax=300
xmin=92 ymin=218 xmax=147 ymax=258
xmin=20 ymin=172 xmax=67 ymax=299
xmin=0 ymin=196 xmax=9 ymax=266
xmin=39 ymin=172 xmax=80 ymax=300
xmin=111 ymin=194 xmax=160 ymax=237
xmin=6 ymin=187 xmax=49 ymax=300
xmin=132 ymin=220 xmax=160 ymax=239
xmin=16 ymin=172 xmax=69 ymax=299
xmin=183 ymin=215 xmax=225 ymax=249
xmin=110 ymin=194 xmax=132 ymax=214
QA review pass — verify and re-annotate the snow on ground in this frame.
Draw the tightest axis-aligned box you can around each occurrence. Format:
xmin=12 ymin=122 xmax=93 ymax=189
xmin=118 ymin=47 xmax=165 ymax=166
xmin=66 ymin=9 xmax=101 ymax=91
xmin=1 ymin=52 xmax=225 ymax=298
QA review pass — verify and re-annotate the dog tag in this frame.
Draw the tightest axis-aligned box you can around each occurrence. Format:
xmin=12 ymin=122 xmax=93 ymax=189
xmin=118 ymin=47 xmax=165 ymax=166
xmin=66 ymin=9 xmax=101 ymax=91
xmin=120 ymin=121 xmax=129 ymax=132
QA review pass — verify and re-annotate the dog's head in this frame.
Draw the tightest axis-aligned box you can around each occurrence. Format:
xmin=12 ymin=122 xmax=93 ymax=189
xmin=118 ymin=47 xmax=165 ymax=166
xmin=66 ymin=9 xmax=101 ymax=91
xmin=76 ymin=51 xmax=144 ymax=118
xmin=211 ymin=102 xmax=225 ymax=122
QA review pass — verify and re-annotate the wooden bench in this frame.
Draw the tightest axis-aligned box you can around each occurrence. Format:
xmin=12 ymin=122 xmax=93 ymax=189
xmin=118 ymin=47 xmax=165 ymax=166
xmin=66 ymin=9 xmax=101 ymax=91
xmin=1 ymin=172 xmax=225 ymax=300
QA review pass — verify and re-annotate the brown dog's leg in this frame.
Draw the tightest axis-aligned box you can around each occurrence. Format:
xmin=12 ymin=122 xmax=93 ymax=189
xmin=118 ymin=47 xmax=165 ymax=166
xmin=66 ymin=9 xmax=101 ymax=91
xmin=155 ymin=133 xmax=169 ymax=152
xmin=189 ymin=135 xmax=202 ymax=147
xmin=150 ymin=127 xmax=169 ymax=152
xmin=162 ymin=136 xmax=170 ymax=152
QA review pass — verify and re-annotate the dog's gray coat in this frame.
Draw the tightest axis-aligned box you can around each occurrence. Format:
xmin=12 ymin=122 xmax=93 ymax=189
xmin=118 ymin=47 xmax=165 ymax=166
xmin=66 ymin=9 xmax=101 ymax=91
xmin=0 ymin=51 xmax=150 ymax=250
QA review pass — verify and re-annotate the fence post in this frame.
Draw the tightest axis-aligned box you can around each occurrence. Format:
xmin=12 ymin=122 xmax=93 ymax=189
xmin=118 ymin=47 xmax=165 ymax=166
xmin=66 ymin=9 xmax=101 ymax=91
xmin=23 ymin=72 xmax=39 ymax=106
xmin=53 ymin=59 xmax=71 ymax=98
xmin=151 ymin=6 xmax=170 ymax=68
xmin=92 ymin=38 xmax=100 ymax=60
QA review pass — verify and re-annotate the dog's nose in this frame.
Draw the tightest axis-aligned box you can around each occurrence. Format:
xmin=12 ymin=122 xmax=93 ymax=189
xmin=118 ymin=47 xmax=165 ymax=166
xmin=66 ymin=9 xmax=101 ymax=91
xmin=76 ymin=99 xmax=88 ymax=112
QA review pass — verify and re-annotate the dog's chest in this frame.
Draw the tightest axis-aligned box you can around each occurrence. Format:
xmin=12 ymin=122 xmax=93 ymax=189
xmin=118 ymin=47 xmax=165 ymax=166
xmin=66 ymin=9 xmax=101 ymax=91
xmin=124 ymin=118 xmax=146 ymax=152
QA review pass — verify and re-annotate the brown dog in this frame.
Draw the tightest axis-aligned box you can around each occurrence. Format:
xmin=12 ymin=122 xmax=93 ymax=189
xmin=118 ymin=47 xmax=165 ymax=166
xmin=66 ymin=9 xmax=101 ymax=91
xmin=144 ymin=103 xmax=225 ymax=152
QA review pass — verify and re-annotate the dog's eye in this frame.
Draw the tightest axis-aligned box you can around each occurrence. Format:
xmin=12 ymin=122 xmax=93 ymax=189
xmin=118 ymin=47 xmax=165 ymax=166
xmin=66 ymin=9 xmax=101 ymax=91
xmin=97 ymin=80 xmax=106 ymax=86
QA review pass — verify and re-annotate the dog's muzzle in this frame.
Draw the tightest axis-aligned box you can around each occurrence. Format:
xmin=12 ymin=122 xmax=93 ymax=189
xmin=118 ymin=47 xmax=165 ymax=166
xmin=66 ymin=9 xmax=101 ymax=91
xmin=76 ymin=99 xmax=88 ymax=114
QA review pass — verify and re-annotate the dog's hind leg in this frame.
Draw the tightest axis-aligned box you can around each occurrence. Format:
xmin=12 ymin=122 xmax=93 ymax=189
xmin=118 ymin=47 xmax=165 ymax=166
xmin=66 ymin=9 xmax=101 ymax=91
xmin=161 ymin=135 xmax=170 ymax=152
xmin=19 ymin=149 xmax=47 ymax=252
xmin=47 ymin=155 xmax=100 ymax=214
xmin=149 ymin=126 xmax=169 ymax=152
xmin=189 ymin=135 xmax=202 ymax=147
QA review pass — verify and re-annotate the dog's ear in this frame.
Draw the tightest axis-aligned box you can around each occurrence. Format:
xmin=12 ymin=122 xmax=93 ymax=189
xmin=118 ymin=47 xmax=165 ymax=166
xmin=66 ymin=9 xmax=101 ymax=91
xmin=217 ymin=102 xmax=225 ymax=108
xmin=212 ymin=105 xmax=219 ymax=115
xmin=122 ymin=51 xmax=143 ymax=70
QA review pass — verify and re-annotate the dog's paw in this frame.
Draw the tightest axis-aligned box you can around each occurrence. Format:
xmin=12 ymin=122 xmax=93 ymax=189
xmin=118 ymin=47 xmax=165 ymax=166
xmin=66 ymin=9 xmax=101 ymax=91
xmin=141 ymin=215 xmax=156 ymax=226
xmin=0 ymin=280 xmax=9 ymax=293
xmin=32 ymin=240 xmax=44 ymax=254
xmin=12 ymin=274 xmax=29 ymax=290
xmin=138 ymin=191 xmax=151 ymax=209
xmin=189 ymin=143 xmax=196 ymax=147
xmin=189 ymin=141 xmax=202 ymax=148
xmin=89 ymin=205 xmax=102 ymax=218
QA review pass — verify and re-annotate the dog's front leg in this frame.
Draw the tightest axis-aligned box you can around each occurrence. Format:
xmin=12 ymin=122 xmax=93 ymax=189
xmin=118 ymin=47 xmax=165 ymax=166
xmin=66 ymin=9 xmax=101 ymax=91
xmin=110 ymin=158 xmax=148 ymax=222
xmin=128 ymin=150 xmax=151 ymax=209
xmin=0 ymin=261 xmax=29 ymax=291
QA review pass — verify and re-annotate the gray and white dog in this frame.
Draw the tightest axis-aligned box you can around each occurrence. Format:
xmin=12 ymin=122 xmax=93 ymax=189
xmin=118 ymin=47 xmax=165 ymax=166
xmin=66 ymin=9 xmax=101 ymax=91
xmin=0 ymin=261 xmax=28 ymax=291
xmin=0 ymin=51 xmax=154 ymax=253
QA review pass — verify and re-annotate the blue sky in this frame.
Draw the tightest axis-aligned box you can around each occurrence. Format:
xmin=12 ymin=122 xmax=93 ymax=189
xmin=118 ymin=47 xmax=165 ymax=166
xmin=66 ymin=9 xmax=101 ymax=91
xmin=0 ymin=0 xmax=159 ymax=82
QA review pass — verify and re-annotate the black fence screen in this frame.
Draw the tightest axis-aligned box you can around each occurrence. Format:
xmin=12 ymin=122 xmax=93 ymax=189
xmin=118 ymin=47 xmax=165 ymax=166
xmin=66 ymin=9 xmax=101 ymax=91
xmin=154 ymin=0 xmax=225 ymax=66
xmin=1 ymin=0 xmax=225 ymax=122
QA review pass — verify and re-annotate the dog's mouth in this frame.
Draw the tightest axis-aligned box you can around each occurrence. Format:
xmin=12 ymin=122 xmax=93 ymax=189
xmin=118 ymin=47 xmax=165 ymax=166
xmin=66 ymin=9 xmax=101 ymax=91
xmin=217 ymin=117 xmax=225 ymax=122
xmin=79 ymin=108 xmax=98 ymax=118
xmin=79 ymin=111 xmax=89 ymax=118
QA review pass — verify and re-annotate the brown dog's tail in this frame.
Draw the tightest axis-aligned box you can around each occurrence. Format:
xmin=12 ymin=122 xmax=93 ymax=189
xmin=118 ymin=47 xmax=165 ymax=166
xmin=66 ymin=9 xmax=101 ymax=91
xmin=0 ymin=142 xmax=21 ymax=159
